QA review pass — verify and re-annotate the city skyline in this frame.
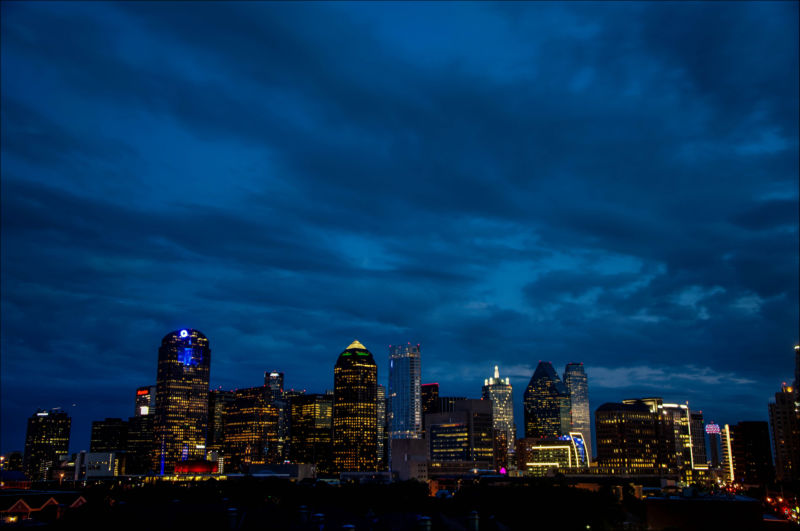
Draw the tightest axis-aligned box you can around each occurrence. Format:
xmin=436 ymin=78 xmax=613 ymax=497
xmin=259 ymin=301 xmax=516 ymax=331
xmin=1 ymin=1 xmax=798 ymax=458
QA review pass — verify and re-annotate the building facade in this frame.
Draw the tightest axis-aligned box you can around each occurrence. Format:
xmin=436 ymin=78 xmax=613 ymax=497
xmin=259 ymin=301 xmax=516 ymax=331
xmin=481 ymin=366 xmax=515 ymax=468
xmin=153 ymin=328 xmax=211 ymax=474
xmin=524 ymin=362 xmax=571 ymax=439
xmin=689 ymin=411 xmax=707 ymax=468
xmin=377 ymin=383 xmax=388 ymax=470
xmin=563 ymin=363 xmax=591 ymax=463
xmin=595 ymin=401 xmax=675 ymax=471
xmin=223 ymin=386 xmax=281 ymax=471
xmin=23 ymin=409 xmax=71 ymax=481
xmin=722 ymin=421 xmax=775 ymax=487
xmin=517 ymin=434 xmax=586 ymax=475
xmin=289 ymin=393 xmax=333 ymax=473
xmin=135 ymin=386 xmax=156 ymax=417
xmin=332 ymin=340 xmax=378 ymax=472
xmin=388 ymin=344 xmax=422 ymax=444
xmin=769 ymin=385 xmax=800 ymax=482
xmin=90 ymin=418 xmax=128 ymax=453
xmin=426 ymin=399 xmax=494 ymax=474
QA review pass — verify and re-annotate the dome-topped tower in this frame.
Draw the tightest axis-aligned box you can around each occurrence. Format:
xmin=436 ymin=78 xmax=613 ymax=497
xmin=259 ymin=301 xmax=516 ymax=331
xmin=333 ymin=340 xmax=378 ymax=472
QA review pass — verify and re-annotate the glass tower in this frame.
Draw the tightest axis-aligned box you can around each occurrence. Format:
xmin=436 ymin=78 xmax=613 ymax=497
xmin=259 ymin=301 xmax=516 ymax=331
xmin=481 ymin=366 xmax=515 ymax=459
xmin=524 ymin=362 xmax=571 ymax=439
xmin=333 ymin=340 xmax=378 ymax=472
xmin=563 ymin=363 xmax=591 ymax=463
xmin=154 ymin=328 xmax=211 ymax=474
xmin=23 ymin=409 xmax=71 ymax=481
xmin=388 ymin=343 xmax=422 ymax=440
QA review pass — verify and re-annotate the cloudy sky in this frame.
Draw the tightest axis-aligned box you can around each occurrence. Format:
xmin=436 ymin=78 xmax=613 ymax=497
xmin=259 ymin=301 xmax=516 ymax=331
xmin=1 ymin=2 xmax=797 ymax=454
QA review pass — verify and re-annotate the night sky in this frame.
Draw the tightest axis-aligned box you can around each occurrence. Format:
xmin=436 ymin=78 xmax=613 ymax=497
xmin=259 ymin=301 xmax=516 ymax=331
xmin=1 ymin=2 xmax=797 ymax=455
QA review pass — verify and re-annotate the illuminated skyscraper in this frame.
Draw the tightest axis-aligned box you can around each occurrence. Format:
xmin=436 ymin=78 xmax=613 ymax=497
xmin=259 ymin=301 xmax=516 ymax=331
xmin=23 ymin=409 xmax=71 ymax=481
xmin=290 ymin=393 xmax=333 ymax=473
xmin=524 ymin=362 xmax=571 ymax=438
xmin=377 ymin=384 xmax=388 ymax=470
xmin=265 ymin=371 xmax=284 ymax=401
xmin=595 ymin=401 xmax=670 ymax=471
xmin=689 ymin=411 xmax=707 ymax=468
xmin=427 ymin=399 xmax=494 ymax=474
xmin=388 ymin=343 xmax=422 ymax=444
xmin=333 ymin=340 xmax=378 ymax=472
xmin=153 ymin=328 xmax=211 ymax=474
xmin=769 ymin=385 xmax=800 ymax=482
xmin=706 ymin=422 xmax=721 ymax=469
xmin=482 ymin=366 xmax=515 ymax=467
xmin=223 ymin=386 xmax=281 ymax=471
xmin=135 ymin=386 xmax=156 ymax=416
xmin=563 ymin=363 xmax=591 ymax=463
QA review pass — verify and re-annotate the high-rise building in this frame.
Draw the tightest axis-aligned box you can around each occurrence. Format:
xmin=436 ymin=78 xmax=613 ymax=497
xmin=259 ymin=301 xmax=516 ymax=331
xmin=438 ymin=396 xmax=468 ymax=413
xmin=595 ymin=401 xmax=675 ymax=471
xmin=482 ymin=366 xmax=515 ymax=468
xmin=332 ymin=340 xmax=378 ymax=472
xmin=23 ymin=409 xmax=71 ymax=481
xmin=265 ymin=371 xmax=284 ymax=401
xmin=563 ymin=363 xmax=591 ymax=463
xmin=722 ymin=421 xmax=775 ymax=487
xmin=388 ymin=343 xmax=422 ymax=445
xmin=207 ymin=389 xmax=235 ymax=454
xmin=622 ymin=398 xmax=698 ymax=470
xmin=524 ymin=362 xmax=571 ymax=439
xmin=517 ymin=434 xmax=587 ymax=475
xmin=794 ymin=345 xmax=800 ymax=400
xmin=421 ymin=383 xmax=440 ymax=416
xmin=689 ymin=411 xmax=707 ymax=468
xmin=126 ymin=414 xmax=154 ymax=474
xmin=706 ymin=422 xmax=721 ymax=469
xmin=223 ymin=386 xmax=281 ymax=471
xmin=289 ymin=393 xmax=333 ymax=473
xmin=153 ymin=328 xmax=211 ymax=474
xmin=769 ymin=385 xmax=800 ymax=483
xmin=426 ymin=399 xmax=494 ymax=474
xmin=135 ymin=386 xmax=156 ymax=417
xmin=90 ymin=418 xmax=128 ymax=453
xmin=377 ymin=384 xmax=388 ymax=470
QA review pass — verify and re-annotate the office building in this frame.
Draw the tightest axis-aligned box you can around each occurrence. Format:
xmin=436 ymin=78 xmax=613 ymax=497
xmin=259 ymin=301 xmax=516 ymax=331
xmin=524 ymin=362 xmax=571 ymax=438
xmin=207 ymin=389 xmax=234 ymax=454
xmin=563 ymin=363 xmax=591 ymax=463
xmin=595 ymin=401 xmax=674 ymax=471
xmin=706 ymin=423 xmax=721 ymax=469
xmin=377 ymin=384 xmax=388 ymax=470
xmin=390 ymin=438 xmax=428 ymax=481
xmin=135 ymin=386 xmax=156 ymax=417
xmin=23 ymin=409 xmax=71 ymax=481
xmin=517 ymin=434 xmax=587 ymax=475
xmin=332 ymin=340 xmax=378 ymax=472
xmin=421 ymin=383 xmax=439 ymax=416
xmin=153 ymin=328 xmax=211 ymax=474
xmin=223 ymin=386 xmax=281 ymax=471
xmin=770 ymin=384 xmax=800 ymax=482
xmin=689 ymin=411 xmax=707 ymax=468
xmin=289 ymin=393 xmax=333 ymax=473
xmin=90 ymin=418 xmax=128 ymax=453
xmin=265 ymin=371 xmax=284 ymax=401
xmin=482 ymin=366 xmax=515 ymax=468
xmin=426 ymin=399 xmax=494 ymax=474
xmin=388 ymin=343 xmax=422 ymax=443
xmin=622 ymin=398 xmax=698 ymax=470
xmin=722 ymin=421 xmax=775 ymax=487
xmin=126 ymin=414 xmax=154 ymax=474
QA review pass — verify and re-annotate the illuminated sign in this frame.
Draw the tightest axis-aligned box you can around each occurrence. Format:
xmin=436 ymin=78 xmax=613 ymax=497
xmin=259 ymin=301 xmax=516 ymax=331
xmin=178 ymin=347 xmax=199 ymax=367
xmin=705 ymin=423 xmax=721 ymax=435
xmin=137 ymin=389 xmax=150 ymax=396
xmin=180 ymin=330 xmax=189 ymax=338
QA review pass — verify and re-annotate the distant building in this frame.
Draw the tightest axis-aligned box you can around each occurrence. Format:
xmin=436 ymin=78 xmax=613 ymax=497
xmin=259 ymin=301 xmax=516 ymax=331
xmin=153 ymin=329 xmax=211 ymax=474
xmin=289 ymin=393 xmax=333 ymax=474
xmin=377 ymin=384 xmax=388 ymax=470
xmin=482 ymin=366 xmax=515 ymax=469
xmin=769 ymin=384 xmax=800 ymax=482
xmin=421 ymin=383 xmax=440 ymax=417
xmin=689 ymin=411 xmax=707 ymax=468
xmin=388 ymin=343 xmax=422 ymax=443
xmin=524 ymin=362 xmax=571 ymax=438
xmin=517 ymin=434 xmax=587 ymax=476
xmin=90 ymin=418 xmax=128 ymax=453
xmin=438 ymin=396 xmax=468 ymax=414
xmin=333 ymin=340 xmax=378 ymax=472
xmin=223 ymin=386 xmax=281 ymax=471
xmin=126 ymin=414 xmax=154 ymax=474
xmin=595 ymin=401 xmax=673 ymax=472
xmin=706 ymin=423 xmax=721 ymax=469
xmin=135 ymin=386 xmax=156 ymax=417
xmin=390 ymin=438 xmax=428 ymax=481
xmin=622 ymin=398 xmax=699 ymax=470
xmin=207 ymin=389 xmax=234 ymax=455
xmin=23 ymin=409 xmax=71 ymax=481
xmin=74 ymin=451 xmax=124 ymax=479
xmin=563 ymin=363 xmax=591 ymax=463
xmin=426 ymin=399 xmax=494 ymax=475
xmin=264 ymin=371 xmax=284 ymax=401
xmin=723 ymin=421 xmax=775 ymax=487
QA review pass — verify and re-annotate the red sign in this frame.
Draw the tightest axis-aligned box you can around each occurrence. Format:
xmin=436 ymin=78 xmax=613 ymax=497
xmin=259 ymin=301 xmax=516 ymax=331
xmin=136 ymin=389 xmax=150 ymax=396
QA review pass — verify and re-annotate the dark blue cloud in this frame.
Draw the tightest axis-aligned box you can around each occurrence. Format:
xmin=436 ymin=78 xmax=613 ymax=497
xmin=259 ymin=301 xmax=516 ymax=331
xmin=1 ymin=1 xmax=797 ymax=453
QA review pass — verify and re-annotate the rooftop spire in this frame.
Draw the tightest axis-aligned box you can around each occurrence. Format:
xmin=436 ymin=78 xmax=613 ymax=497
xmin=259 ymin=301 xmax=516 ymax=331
xmin=347 ymin=340 xmax=366 ymax=350
xmin=494 ymin=365 xmax=500 ymax=379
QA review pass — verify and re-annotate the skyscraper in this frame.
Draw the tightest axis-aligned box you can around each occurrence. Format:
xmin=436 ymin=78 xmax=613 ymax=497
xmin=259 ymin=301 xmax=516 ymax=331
xmin=388 ymin=343 xmax=422 ymax=443
xmin=23 ymin=409 xmax=71 ymax=481
xmin=689 ymin=411 xmax=707 ymax=468
xmin=153 ymin=328 xmax=211 ymax=474
xmin=524 ymin=362 xmax=571 ymax=439
xmin=706 ymin=422 xmax=721 ymax=469
xmin=90 ymin=418 xmax=128 ymax=453
xmin=427 ymin=399 xmax=494 ymax=475
xmin=421 ymin=383 xmax=440 ymax=416
xmin=769 ymin=385 xmax=800 ymax=482
xmin=563 ymin=363 xmax=590 ymax=463
xmin=135 ymin=386 xmax=156 ymax=417
xmin=482 ymin=366 xmax=515 ymax=467
xmin=725 ymin=421 xmax=775 ymax=487
xmin=332 ymin=340 xmax=378 ymax=472
xmin=377 ymin=384 xmax=388 ymax=470
xmin=223 ymin=386 xmax=281 ymax=471
xmin=289 ymin=393 xmax=333 ymax=473
xmin=265 ymin=371 xmax=284 ymax=401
